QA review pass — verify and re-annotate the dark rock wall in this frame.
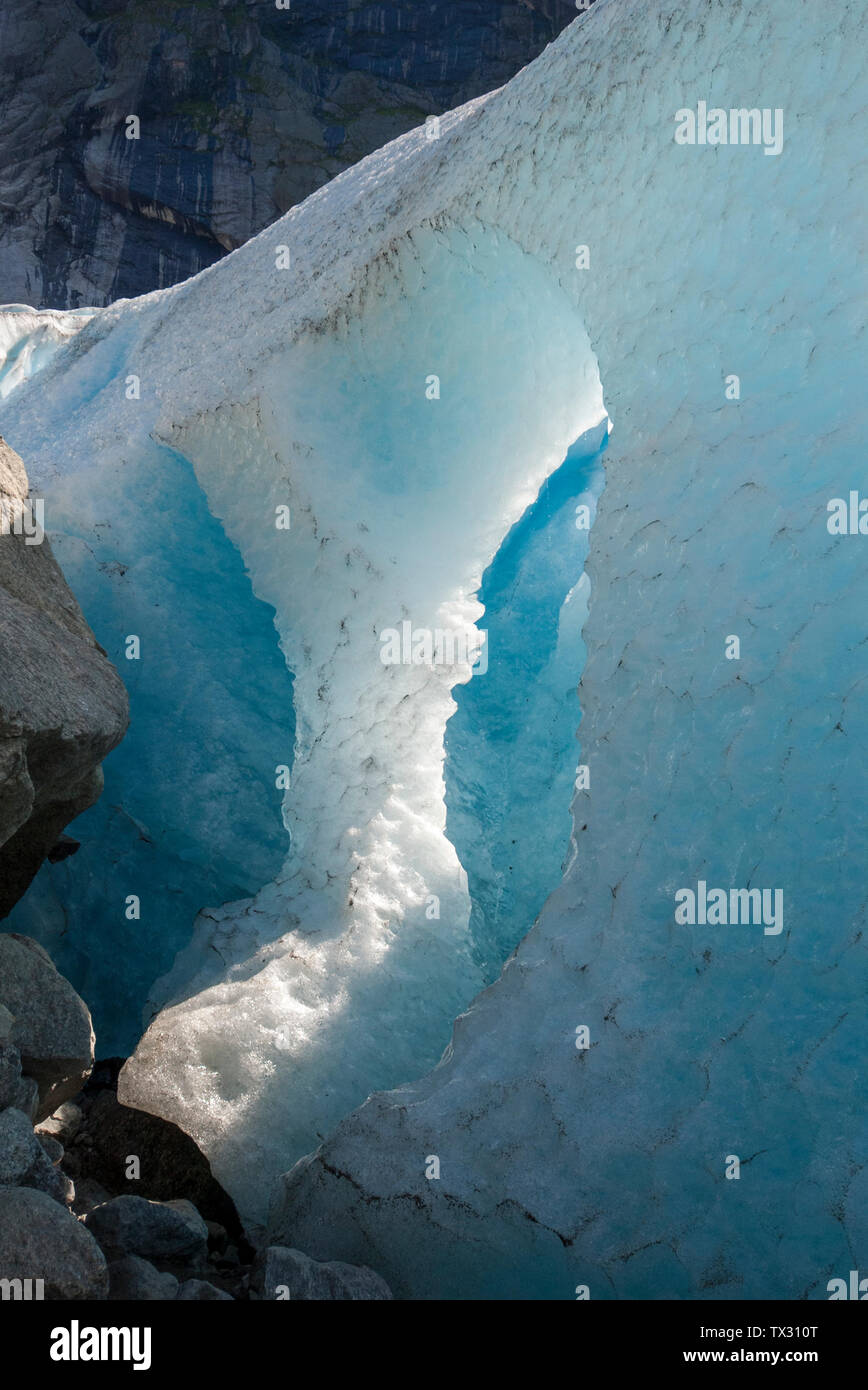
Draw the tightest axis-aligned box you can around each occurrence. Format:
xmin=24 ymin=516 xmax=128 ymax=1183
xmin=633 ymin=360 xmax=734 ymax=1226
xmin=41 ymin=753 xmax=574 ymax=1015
xmin=0 ymin=0 xmax=581 ymax=308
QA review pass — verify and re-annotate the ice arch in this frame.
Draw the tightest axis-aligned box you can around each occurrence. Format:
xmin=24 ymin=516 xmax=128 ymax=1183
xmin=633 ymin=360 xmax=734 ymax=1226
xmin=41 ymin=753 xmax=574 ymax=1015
xmin=120 ymin=224 xmax=605 ymax=1220
xmin=2 ymin=0 xmax=865 ymax=1290
xmin=0 ymin=219 xmax=605 ymax=1223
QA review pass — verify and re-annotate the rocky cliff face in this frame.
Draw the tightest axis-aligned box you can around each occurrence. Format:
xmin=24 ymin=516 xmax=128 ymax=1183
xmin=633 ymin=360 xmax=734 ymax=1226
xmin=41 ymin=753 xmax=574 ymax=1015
xmin=0 ymin=0 xmax=579 ymax=309
xmin=0 ymin=436 xmax=128 ymax=918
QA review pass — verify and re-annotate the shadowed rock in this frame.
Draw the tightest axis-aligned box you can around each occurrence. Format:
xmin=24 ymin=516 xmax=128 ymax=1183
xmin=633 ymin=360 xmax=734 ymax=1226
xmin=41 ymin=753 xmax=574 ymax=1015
xmin=84 ymin=1195 xmax=208 ymax=1262
xmin=0 ymin=1106 xmax=72 ymax=1204
xmin=0 ymin=435 xmax=128 ymax=919
xmin=256 ymin=1245 xmax=393 ymax=1301
xmin=0 ymin=933 xmax=94 ymax=1121
xmin=64 ymin=1061 xmax=246 ymax=1244
xmin=107 ymin=1254 xmax=179 ymax=1301
xmin=0 ymin=1185 xmax=108 ymax=1299
xmin=176 ymin=1278 xmax=233 ymax=1301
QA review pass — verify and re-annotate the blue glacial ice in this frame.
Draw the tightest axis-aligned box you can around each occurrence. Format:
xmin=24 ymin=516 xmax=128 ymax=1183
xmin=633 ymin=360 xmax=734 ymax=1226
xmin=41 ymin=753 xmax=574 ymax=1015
xmin=6 ymin=440 xmax=292 ymax=1054
xmin=446 ymin=427 xmax=606 ymax=976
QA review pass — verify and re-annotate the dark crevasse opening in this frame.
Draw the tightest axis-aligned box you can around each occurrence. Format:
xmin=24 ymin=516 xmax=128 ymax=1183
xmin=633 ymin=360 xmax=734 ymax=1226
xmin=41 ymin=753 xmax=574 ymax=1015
xmin=7 ymin=444 xmax=294 ymax=1055
xmin=445 ymin=419 xmax=608 ymax=976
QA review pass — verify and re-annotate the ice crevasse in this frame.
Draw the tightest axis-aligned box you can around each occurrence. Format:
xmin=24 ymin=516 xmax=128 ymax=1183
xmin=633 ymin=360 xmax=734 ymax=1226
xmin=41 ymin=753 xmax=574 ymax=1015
xmin=0 ymin=0 xmax=866 ymax=1298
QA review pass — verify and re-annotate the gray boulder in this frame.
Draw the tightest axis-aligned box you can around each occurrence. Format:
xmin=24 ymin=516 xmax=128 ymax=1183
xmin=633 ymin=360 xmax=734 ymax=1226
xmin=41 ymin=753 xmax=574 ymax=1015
xmin=0 ymin=1005 xmax=22 ymax=1111
xmin=37 ymin=1133 xmax=64 ymax=1165
xmin=107 ymin=1254 xmax=179 ymax=1301
xmin=0 ymin=934 xmax=93 ymax=1120
xmin=84 ymin=1195 xmax=208 ymax=1261
xmin=11 ymin=1075 xmax=38 ymax=1122
xmin=259 ymin=1246 xmax=393 ymax=1301
xmin=0 ymin=1041 xmax=22 ymax=1112
xmin=36 ymin=1099 xmax=82 ymax=1146
xmin=70 ymin=1176 xmax=113 ymax=1218
xmin=0 ymin=435 xmax=128 ymax=918
xmin=0 ymin=1185 xmax=108 ymax=1299
xmin=176 ymin=1279 xmax=233 ymax=1301
xmin=0 ymin=1106 xmax=71 ymax=1204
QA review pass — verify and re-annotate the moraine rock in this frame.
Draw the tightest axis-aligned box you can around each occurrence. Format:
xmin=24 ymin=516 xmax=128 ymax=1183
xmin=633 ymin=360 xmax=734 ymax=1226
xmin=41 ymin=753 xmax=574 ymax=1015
xmin=0 ymin=1017 xmax=23 ymax=1112
xmin=63 ymin=1080 xmax=245 ymax=1239
xmin=70 ymin=1176 xmax=113 ymax=1218
xmin=36 ymin=1133 xmax=64 ymax=1165
xmin=36 ymin=1099 xmax=82 ymax=1147
xmin=10 ymin=1076 xmax=39 ymax=1123
xmin=0 ymin=435 xmax=128 ymax=920
xmin=176 ymin=1278 xmax=234 ymax=1301
xmin=84 ymin=1195 xmax=209 ymax=1262
xmin=0 ymin=1107 xmax=72 ymax=1204
xmin=257 ymin=1246 xmax=393 ymax=1301
xmin=0 ymin=1003 xmax=37 ymax=1117
xmin=0 ymin=1047 xmax=21 ymax=1111
xmin=0 ymin=1185 xmax=108 ymax=1299
xmin=107 ymin=1254 xmax=179 ymax=1302
xmin=0 ymin=1006 xmax=22 ymax=1110
xmin=0 ymin=933 xmax=94 ymax=1121
xmin=205 ymin=1220 xmax=228 ymax=1255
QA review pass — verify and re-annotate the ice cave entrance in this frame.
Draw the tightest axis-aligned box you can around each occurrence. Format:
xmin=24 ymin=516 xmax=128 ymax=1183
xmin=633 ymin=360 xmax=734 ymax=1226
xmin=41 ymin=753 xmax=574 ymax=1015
xmin=5 ymin=221 xmax=610 ymax=1160
xmin=446 ymin=422 xmax=607 ymax=974
xmin=7 ymin=443 xmax=294 ymax=1055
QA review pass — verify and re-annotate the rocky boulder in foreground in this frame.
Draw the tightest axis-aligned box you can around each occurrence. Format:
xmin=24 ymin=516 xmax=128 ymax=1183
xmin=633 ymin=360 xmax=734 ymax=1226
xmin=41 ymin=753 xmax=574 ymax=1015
xmin=0 ymin=1185 xmax=108 ymax=1300
xmin=0 ymin=434 xmax=128 ymax=920
xmin=0 ymin=933 xmax=94 ymax=1121
xmin=84 ymin=1195 xmax=209 ymax=1263
xmin=256 ymin=1246 xmax=393 ymax=1301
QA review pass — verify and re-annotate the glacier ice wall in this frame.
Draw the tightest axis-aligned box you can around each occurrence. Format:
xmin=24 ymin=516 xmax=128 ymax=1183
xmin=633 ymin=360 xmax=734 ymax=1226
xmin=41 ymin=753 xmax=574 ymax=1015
xmin=118 ymin=225 xmax=604 ymax=1223
xmin=0 ymin=214 xmax=603 ymax=1224
xmin=2 ymin=0 xmax=865 ymax=1291
xmin=265 ymin=0 xmax=867 ymax=1298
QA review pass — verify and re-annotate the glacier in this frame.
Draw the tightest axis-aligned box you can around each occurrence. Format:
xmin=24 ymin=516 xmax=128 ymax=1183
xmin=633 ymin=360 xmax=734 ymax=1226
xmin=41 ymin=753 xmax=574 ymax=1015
xmin=1 ymin=0 xmax=866 ymax=1298
xmin=0 ymin=188 xmax=605 ymax=1222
